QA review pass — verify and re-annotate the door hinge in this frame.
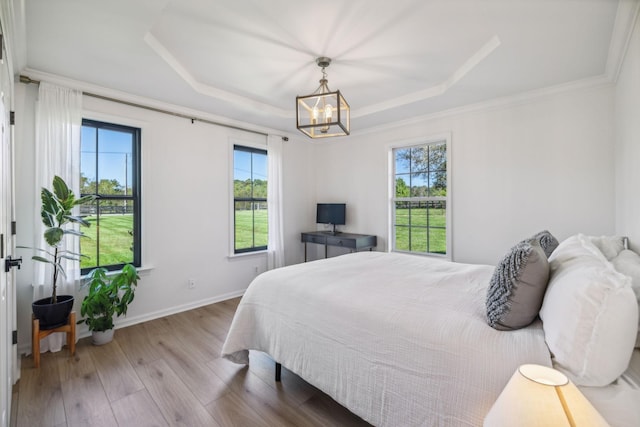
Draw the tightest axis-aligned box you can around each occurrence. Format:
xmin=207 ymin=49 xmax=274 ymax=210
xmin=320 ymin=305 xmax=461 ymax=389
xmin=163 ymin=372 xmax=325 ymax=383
xmin=9 ymin=110 xmax=14 ymax=125
xmin=0 ymin=234 xmax=3 ymax=259
xmin=11 ymin=221 xmax=16 ymax=235
xmin=12 ymin=330 xmax=17 ymax=345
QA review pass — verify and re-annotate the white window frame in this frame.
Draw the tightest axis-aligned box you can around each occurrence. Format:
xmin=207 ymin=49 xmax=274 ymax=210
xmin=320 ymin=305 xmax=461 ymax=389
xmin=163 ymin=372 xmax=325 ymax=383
xmin=388 ymin=133 xmax=452 ymax=259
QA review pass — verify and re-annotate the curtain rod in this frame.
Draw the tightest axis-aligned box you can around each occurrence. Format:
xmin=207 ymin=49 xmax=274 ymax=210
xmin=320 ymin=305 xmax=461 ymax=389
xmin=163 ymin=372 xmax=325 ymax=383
xmin=18 ymin=75 xmax=288 ymax=140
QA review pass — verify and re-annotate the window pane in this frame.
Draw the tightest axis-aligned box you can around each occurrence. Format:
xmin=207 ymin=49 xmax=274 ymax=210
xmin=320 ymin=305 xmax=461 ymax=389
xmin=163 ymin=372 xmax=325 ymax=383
xmin=395 ymin=148 xmax=411 ymax=174
xmin=395 ymin=225 xmax=410 ymax=251
xmin=80 ymin=200 xmax=135 ymax=269
xmin=429 ymin=143 xmax=447 ymax=171
xmin=428 ymin=201 xmax=446 ymax=227
xmin=429 ymin=171 xmax=447 ymax=196
xmin=395 ymin=176 xmax=410 ymax=197
xmin=410 ymin=173 xmax=428 ymax=197
xmin=395 ymin=201 xmax=410 ymax=226
xmin=235 ymin=201 xmax=253 ymax=250
xmin=428 ymin=228 xmax=446 ymax=254
xmin=81 ymin=127 xmax=97 ymax=194
xmin=410 ymin=146 xmax=428 ymax=173
xmin=97 ymin=128 xmax=133 ymax=196
xmin=409 ymin=227 xmax=427 ymax=252
xmin=254 ymin=202 xmax=268 ymax=247
xmin=410 ymin=202 xmax=428 ymax=227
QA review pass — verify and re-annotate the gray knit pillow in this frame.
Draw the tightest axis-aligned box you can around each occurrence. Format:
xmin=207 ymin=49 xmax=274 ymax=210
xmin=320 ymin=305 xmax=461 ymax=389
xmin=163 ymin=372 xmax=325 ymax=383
xmin=530 ymin=230 xmax=559 ymax=258
xmin=486 ymin=240 xmax=550 ymax=330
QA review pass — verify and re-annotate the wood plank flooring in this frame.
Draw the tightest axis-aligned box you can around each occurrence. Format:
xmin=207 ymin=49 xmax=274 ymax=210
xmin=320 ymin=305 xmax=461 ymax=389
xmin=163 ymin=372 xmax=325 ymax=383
xmin=11 ymin=298 xmax=372 ymax=427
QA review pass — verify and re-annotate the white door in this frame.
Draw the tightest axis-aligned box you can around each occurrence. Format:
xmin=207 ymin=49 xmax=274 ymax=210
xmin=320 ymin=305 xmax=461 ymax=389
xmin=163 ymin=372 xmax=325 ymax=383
xmin=0 ymin=92 xmax=10 ymax=427
xmin=0 ymin=29 xmax=17 ymax=427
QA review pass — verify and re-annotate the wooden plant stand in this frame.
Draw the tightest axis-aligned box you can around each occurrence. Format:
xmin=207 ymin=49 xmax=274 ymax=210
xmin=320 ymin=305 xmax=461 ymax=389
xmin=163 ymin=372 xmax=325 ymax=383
xmin=32 ymin=311 xmax=76 ymax=368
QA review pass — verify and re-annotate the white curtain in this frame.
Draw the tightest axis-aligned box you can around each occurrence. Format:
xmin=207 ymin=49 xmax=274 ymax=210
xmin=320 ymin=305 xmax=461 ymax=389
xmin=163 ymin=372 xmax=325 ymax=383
xmin=32 ymin=82 xmax=83 ymax=353
xmin=267 ymin=135 xmax=284 ymax=270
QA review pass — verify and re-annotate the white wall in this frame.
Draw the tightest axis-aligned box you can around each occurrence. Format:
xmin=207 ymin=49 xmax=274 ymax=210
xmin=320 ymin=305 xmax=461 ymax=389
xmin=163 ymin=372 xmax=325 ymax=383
xmin=615 ymin=11 xmax=640 ymax=251
xmin=314 ymin=84 xmax=616 ymax=265
xmin=14 ymin=84 xmax=315 ymax=353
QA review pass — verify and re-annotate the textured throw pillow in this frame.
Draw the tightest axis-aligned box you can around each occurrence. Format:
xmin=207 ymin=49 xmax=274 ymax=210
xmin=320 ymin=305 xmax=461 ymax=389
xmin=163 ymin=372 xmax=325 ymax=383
xmin=540 ymin=235 xmax=638 ymax=386
xmin=529 ymin=230 xmax=559 ymax=258
xmin=486 ymin=240 xmax=550 ymax=331
xmin=589 ymin=235 xmax=626 ymax=260
xmin=612 ymin=249 xmax=640 ymax=348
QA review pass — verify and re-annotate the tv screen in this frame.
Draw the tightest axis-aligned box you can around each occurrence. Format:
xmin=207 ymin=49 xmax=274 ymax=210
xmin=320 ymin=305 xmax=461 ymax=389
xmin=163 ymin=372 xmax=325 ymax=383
xmin=316 ymin=203 xmax=346 ymax=225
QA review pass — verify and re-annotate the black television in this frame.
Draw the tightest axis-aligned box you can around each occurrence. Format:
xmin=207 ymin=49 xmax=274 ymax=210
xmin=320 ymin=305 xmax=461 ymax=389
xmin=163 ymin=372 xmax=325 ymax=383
xmin=316 ymin=203 xmax=346 ymax=234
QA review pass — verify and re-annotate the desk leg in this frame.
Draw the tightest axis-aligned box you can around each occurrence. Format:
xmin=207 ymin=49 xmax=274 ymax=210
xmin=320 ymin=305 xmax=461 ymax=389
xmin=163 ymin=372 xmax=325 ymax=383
xmin=325 ymin=244 xmax=328 ymax=258
xmin=304 ymin=242 xmax=307 ymax=262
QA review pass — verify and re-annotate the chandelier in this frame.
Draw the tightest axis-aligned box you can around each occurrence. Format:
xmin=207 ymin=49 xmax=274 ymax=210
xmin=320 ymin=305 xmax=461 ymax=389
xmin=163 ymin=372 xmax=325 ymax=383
xmin=296 ymin=57 xmax=350 ymax=138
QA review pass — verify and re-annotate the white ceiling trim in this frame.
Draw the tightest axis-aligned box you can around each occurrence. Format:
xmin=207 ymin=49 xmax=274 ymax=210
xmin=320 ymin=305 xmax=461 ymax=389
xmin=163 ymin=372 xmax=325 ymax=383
xmin=354 ymin=74 xmax=613 ymax=137
xmin=605 ymin=0 xmax=640 ymax=82
xmin=144 ymin=32 xmax=293 ymax=118
xmin=352 ymin=35 xmax=502 ymax=119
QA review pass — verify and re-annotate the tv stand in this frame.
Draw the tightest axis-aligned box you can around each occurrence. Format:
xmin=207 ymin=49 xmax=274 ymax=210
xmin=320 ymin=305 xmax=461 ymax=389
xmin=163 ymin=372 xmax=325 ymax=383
xmin=301 ymin=231 xmax=377 ymax=262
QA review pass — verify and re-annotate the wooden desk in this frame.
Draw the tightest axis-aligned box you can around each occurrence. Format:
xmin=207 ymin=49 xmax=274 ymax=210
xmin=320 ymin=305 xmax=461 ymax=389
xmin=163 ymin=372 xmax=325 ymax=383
xmin=301 ymin=231 xmax=377 ymax=261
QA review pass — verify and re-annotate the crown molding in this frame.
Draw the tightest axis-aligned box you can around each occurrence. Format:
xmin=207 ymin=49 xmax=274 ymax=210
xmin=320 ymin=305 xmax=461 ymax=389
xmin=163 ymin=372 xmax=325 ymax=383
xmin=605 ymin=0 xmax=640 ymax=83
xmin=353 ymin=74 xmax=614 ymax=137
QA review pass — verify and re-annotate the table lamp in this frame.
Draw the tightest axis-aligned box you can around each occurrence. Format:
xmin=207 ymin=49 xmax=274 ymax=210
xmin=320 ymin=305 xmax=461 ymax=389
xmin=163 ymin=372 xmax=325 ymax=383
xmin=484 ymin=364 xmax=610 ymax=427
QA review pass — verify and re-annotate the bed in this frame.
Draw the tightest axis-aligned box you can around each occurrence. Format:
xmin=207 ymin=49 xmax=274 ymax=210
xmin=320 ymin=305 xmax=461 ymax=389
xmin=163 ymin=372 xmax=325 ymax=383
xmin=222 ymin=233 xmax=640 ymax=426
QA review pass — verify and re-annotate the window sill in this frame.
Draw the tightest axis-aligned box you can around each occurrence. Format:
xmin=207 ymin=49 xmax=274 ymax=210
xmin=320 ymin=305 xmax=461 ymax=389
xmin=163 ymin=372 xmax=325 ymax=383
xmin=228 ymin=250 xmax=268 ymax=260
xmin=80 ymin=265 xmax=154 ymax=280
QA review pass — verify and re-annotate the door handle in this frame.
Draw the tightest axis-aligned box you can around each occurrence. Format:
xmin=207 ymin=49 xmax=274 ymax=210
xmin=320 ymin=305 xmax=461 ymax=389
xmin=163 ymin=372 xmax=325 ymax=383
xmin=4 ymin=256 xmax=22 ymax=273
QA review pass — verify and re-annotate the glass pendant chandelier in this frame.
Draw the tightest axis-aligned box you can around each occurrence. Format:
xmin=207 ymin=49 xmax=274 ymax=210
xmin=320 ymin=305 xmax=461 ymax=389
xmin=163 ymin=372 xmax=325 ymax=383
xmin=296 ymin=57 xmax=350 ymax=138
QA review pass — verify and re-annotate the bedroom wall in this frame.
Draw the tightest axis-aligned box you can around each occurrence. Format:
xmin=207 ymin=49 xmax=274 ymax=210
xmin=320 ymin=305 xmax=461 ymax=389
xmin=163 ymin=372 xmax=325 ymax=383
xmin=13 ymin=82 xmax=315 ymax=354
xmin=614 ymin=11 xmax=640 ymax=252
xmin=313 ymin=84 xmax=616 ymax=265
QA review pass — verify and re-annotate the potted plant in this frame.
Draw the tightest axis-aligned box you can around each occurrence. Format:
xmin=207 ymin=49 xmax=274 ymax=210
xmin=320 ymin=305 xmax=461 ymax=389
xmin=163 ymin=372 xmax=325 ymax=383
xmin=23 ymin=175 xmax=94 ymax=329
xmin=77 ymin=264 xmax=139 ymax=345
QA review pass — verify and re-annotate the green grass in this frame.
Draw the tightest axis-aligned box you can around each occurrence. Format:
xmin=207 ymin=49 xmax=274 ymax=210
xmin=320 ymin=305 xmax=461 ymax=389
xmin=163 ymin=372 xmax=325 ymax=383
xmin=394 ymin=207 xmax=447 ymax=254
xmin=81 ymin=214 xmax=134 ymax=269
xmin=235 ymin=209 xmax=268 ymax=250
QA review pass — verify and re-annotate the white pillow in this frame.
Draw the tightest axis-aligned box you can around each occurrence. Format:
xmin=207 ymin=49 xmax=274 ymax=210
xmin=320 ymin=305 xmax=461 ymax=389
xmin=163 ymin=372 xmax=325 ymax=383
xmin=611 ymin=249 xmax=640 ymax=348
xmin=588 ymin=235 xmax=626 ymax=261
xmin=540 ymin=234 xmax=638 ymax=386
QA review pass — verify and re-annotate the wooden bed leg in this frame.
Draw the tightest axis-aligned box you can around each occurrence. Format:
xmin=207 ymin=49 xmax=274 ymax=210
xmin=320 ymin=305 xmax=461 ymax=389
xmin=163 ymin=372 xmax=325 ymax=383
xmin=275 ymin=362 xmax=282 ymax=382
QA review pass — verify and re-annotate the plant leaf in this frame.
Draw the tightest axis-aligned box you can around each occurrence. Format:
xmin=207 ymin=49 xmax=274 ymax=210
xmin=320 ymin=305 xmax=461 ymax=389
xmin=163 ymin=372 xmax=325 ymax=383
xmin=44 ymin=227 xmax=64 ymax=246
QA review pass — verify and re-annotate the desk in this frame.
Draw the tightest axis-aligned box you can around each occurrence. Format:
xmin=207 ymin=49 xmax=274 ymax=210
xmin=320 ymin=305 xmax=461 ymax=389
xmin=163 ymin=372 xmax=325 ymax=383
xmin=301 ymin=231 xmax=377 ymax=262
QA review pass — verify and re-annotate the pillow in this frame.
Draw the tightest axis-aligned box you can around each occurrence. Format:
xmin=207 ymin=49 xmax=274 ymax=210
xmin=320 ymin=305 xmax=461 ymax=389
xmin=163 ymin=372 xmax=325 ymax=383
xmin=540 ymin=235 xmax=638 ymax=386
xmin=611 ymin=249 xmax=640 ymax=348
xmin=486 ymin=240 xmax=550 ymax=330
xmin=588 ymin=235 xmax=626 ymax=260
xmin=529 ymin=230 xmax=559 ymax=258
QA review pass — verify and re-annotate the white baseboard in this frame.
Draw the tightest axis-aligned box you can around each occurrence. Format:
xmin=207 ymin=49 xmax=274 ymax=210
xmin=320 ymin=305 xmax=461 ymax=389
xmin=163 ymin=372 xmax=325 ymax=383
xmin=18 ymin=289 xmax=246 ymax=355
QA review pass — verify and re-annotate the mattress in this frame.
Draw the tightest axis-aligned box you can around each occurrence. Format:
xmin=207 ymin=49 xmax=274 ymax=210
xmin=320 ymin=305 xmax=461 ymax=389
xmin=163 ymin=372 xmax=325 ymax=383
xmin=222 ymin=251 xmax=552 ymax=426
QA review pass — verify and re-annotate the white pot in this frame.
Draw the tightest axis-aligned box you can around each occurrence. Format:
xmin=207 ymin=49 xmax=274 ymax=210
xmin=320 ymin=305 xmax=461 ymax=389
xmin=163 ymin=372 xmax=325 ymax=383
xmin=91 ymin=329 xmax=114 ymax=345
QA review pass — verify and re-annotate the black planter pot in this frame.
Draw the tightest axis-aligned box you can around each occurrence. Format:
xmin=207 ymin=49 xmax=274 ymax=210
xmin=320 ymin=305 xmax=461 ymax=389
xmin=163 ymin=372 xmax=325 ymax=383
xmin=32 ymin=295 xmax=74 ymax=330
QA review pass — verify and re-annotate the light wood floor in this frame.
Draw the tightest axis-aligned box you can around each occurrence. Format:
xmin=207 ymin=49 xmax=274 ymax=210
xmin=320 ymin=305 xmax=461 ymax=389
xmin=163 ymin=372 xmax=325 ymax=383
xmin=11 ymin=297 xmax=372 ymax=427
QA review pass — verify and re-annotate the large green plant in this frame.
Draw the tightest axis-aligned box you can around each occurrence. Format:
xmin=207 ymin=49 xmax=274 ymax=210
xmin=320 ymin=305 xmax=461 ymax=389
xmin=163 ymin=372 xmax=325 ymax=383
xmin=78 ymin=264 xmax=139 ymax=332
xmin=25 ymin=175 xmax=94 ymax=303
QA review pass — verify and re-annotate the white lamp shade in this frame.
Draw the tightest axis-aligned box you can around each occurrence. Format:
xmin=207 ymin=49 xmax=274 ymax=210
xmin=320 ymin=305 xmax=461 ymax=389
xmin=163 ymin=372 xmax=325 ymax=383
xmin=484 ymin=364 xmax=610 ymax=427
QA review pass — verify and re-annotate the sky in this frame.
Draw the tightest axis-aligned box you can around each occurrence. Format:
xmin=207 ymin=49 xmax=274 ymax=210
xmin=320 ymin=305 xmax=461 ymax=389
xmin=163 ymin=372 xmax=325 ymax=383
xmin=81 ymin=126 xmax=133 ymax=188
xmin=234 ymin=149 xmax=267 ymax=182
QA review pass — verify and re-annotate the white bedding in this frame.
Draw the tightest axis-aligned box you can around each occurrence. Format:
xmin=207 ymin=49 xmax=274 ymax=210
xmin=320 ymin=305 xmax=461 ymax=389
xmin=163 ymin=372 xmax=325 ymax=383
xmin=222 ymin=251 xmax=552 ymax=426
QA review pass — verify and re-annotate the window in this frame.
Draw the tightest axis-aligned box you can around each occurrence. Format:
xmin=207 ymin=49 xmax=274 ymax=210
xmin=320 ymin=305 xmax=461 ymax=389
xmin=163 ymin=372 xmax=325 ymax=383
xmin=80 ymin=119 xmax=141 ymax=273
xmin=392 ymin=140 xmax=448 ymax=255
xmin=233 ymin=145 xmax=268 ymax=253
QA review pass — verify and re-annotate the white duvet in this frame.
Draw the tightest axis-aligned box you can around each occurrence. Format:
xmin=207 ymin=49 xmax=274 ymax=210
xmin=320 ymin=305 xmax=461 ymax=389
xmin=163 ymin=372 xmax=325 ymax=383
xmin=222 ymin=251 xmax=551 ymax=426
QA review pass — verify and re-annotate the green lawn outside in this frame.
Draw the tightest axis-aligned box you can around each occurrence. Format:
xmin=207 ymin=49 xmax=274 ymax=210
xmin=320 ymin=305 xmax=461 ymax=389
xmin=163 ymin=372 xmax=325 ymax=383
xmin=235 ymin=208 xmax=268 ymax=250
xmin=81 ymin=214 xmax=134 ymax=269
xmin=395 ymin=207 xmax=446 ymax=254
xmin=80 ymin=207 xmax=445 ymax=264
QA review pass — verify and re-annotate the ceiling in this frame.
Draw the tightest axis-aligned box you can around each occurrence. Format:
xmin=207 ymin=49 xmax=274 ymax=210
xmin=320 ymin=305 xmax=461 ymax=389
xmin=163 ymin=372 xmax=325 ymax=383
xmin=15 ymin=0 xmax=637 ymax=136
